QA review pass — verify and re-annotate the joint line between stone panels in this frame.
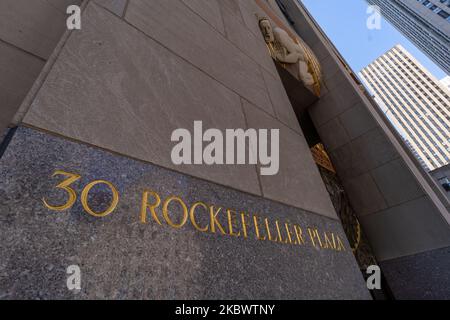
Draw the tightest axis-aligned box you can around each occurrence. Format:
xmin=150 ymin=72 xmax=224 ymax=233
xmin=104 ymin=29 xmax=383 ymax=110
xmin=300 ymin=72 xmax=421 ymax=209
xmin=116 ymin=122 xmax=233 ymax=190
xmin=240 ymin=90 xmax=303 ymax=138
xmin=362 ymin=194 xmax=431 ymax=219
xmin=0 ymin=38 xmax=46 ymax=63
xmin=43 ymin=0 xmax=82 ymax=15
xmin=344 ymin=156 xmax=405 ymax=182
xmin=368 ymin=170 xmax=392 ymax=213
xmin=315 ymin=98 xmax=362 ymax=134
xmin=257 ymin=66 xmax=305 ymax=136
xmin=378 ymin=243 xmax=450 ymax=263
xmin=258 ymin=65 xmax=278 ymax=118
xmin=179 ymin=0 xmax=278 ymax=78
xmin=240 ymin=97 xmax=265 ymax=198
xmin=178 ymin=0 xmax=226 ymax=37
xmin=235 ymin=0 xmax=247 ymax=28
xmin=93 ymin=0 xmax=126 ymax=18
xmin=335 ymin=116 xmax=354 ymax=151
xmin=326 ymin=124 xmax=382 ymax=156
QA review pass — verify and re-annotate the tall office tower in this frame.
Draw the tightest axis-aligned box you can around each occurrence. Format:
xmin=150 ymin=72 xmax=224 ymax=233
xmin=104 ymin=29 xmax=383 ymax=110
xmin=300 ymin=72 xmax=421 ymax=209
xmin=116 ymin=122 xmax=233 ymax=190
xmin=366 ymin=0 xmax=450 ymax=75
xmin=359 ymin=44 xmax=450 ymax=171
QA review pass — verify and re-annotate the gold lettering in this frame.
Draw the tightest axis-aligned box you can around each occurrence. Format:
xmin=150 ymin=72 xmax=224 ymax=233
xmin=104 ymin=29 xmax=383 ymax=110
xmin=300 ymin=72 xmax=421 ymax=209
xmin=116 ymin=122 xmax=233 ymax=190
xmin=209 ymin=206 xmax=226 ymax=234
xmin=323 ymin=232 xmax=334 ymax=250
xmin=140 ymin=190 xmax=162 ymax=224
xmin=162 ymin=195 xmax=188 ymax=229
xmin=81 ymin=180 xmax=119 ymax=217
xmin=284 ymin=223 xmax=297 ymax=245
xmin=275 ymin=220 xmax=287 ymax=244
xmin=308 ymin=228 xmax=316 ymax=247
xmin=240 ymin=213 xmax=249 ymax=239
xmin=227 ymin=209 xmax=240 ymax=237
xmin=43 ymin=170 xmax=349 ymax=254
xmin=336 ymin=235 xmax=346 ymax=251
xmin=294 ymin=225 xmax=305 ymax=245
xmin=43 ymin=170 xmax=81 ymax=211
xmin=265 ymin=218 xmax=278 ymax=242
xmin=189 ymin=202 xmax=209 ymax=232
xmin=308 ymin=228 xmax=323 ymax=248
xmin=253 ymin=215 xmax=266 ymax=241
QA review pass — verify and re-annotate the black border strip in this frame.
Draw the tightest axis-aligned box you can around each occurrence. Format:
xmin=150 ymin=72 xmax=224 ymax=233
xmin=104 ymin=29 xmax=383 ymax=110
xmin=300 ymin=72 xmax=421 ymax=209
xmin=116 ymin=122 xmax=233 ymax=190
xmin=0 ymin=127 xmax=18 ymax=160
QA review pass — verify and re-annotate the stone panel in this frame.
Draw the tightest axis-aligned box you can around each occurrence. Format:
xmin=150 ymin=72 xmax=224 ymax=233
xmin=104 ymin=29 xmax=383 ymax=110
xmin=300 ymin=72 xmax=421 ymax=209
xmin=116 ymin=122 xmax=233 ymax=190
xmin=322 ymin=69 xmax=350 ymax=93
xmin=218 ymin=0 xmax=277 ymax=76
xmin=94 ymin=0 xmax=128 ymax=16
xmin=260 ymin=68 xmax=302 ymax=129
xmin=317 ymin=118 xmax=350 ymax=152
xmin=237 ymin=0 xmax=266 ymax=38
xmin=124 ymin=0 xmax=273 ymax=114
xmin=320 ymin=55 xmax=341 ymax=83
xmin=44 ymin=0 xmax=83 ymax=13
xmin=371 ymin=158 xmax=424 ymax=207
xmin=351 ymin=128 xmax=399 ymax=171
xmin=309 ymin=91 xmax=357 ymax=129
xmin=0 ymin=0 xmax=72 ymax=59
xmin=342 ymin=173 xmax=388 ymax=216
xmin=23 ymin=3 xmax=261 ymax=196
xmin=329 ymin=143 xmax=368 ymax=180
xmin=0 ymin=127 xmax=370 ymax=300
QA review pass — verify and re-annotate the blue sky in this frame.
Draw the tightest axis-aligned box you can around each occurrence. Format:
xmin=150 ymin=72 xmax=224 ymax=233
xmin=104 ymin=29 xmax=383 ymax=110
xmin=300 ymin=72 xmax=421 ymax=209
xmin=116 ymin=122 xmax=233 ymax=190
xmin=301 ymin=0 xmax=447 ymax=80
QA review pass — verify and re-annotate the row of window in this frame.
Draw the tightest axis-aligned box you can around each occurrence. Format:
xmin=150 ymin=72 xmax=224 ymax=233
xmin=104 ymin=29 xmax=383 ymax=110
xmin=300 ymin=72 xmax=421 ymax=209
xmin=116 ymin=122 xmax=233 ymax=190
xmin=391 ymin=47 xmax=450 ymax=102
xmin=379 ymin=4 xmax=450 ymax=71
xmin=361 ymin=58 xmax=450 ymax=168
xmin=418 ymin=0 xmax=450 ymax=21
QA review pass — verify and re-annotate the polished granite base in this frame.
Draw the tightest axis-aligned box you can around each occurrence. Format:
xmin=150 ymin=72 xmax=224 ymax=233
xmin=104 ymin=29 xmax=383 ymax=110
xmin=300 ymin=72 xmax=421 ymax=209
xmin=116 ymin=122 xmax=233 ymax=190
xmin=381 ymin=246 xmax=450 ymax=299
xmin=0 ymin=127 xmax=370 ymax=299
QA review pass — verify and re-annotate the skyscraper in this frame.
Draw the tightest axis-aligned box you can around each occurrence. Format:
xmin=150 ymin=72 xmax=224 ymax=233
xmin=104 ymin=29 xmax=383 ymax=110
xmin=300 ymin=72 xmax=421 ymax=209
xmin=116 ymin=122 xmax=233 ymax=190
xmin=359 ymin=44 xmax=450 ymax=171
xmin=366 ymin=0 xmax=450 ymax=75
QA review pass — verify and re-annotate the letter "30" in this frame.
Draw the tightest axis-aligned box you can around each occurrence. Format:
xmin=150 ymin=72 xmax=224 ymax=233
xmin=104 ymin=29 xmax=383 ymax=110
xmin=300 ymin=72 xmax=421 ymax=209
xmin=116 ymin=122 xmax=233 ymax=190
xmin=43 ymin=170 xmax=119 ymax=217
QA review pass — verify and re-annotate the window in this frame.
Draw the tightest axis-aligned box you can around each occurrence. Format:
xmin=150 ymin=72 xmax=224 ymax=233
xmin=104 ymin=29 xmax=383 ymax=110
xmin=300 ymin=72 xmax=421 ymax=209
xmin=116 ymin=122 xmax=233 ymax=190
xmin=437 ymin=9 xmax=450 ymax=18
xmin=438 ymin=177 xmax=450 ymax=192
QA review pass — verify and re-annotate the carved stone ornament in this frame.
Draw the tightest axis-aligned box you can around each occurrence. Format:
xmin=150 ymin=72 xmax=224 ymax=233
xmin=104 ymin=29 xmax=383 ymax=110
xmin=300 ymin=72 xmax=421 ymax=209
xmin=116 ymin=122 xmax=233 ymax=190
xmin=258 ymin=16 xmax=322 ymax=96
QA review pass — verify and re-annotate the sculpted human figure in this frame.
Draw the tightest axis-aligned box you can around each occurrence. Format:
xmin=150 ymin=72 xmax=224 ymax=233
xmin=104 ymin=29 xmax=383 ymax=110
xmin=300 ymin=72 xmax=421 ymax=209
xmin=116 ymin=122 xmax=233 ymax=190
xmin=259 ymin=18 xmax=315 ymax=87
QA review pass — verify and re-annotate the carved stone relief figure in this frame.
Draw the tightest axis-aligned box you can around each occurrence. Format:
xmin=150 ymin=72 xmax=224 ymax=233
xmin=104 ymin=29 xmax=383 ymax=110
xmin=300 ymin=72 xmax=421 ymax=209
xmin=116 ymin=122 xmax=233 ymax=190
xmin=259 ymin=17 xmax=322 ymax=96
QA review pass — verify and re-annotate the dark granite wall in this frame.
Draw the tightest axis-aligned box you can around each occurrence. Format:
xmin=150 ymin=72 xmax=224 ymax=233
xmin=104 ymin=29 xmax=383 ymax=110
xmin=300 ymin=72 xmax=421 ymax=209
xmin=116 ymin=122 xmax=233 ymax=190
xmin=0 ymin=127 xmax=370 ymax=299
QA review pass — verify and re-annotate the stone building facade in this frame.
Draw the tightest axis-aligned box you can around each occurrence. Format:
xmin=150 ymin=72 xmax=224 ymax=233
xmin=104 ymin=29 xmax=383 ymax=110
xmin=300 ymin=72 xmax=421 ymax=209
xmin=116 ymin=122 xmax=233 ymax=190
xmin=0 ymin=0 xmax=449 ymax=299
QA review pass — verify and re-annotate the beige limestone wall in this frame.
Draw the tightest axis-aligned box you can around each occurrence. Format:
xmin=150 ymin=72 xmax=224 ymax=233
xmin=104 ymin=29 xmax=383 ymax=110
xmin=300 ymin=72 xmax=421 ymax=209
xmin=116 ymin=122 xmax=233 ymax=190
xmin=19 ymin=0 xmax=338 ymax=220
